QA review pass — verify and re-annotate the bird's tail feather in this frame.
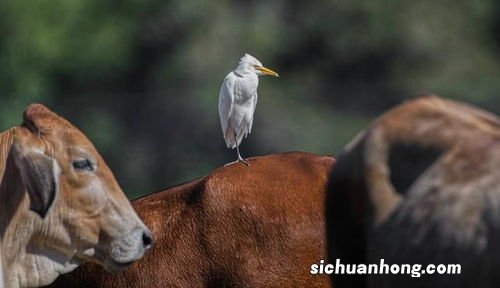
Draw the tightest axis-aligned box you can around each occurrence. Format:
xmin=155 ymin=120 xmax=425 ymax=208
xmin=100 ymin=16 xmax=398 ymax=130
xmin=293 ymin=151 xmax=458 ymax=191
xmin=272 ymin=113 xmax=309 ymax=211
xmin=224 ymin=126 xmax=247 ymax=149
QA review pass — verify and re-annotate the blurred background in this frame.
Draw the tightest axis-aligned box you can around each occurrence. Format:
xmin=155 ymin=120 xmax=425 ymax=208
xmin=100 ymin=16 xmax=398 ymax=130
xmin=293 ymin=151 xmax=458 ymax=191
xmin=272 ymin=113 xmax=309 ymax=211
xmin=1 ymin=0 xmax=500 ymax=198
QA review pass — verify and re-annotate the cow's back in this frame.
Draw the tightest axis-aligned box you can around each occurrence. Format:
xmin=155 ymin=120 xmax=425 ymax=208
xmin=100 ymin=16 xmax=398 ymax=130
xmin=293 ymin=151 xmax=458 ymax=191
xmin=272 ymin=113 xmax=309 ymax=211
xmin=50 ymin=152 xmax=334 ymax=287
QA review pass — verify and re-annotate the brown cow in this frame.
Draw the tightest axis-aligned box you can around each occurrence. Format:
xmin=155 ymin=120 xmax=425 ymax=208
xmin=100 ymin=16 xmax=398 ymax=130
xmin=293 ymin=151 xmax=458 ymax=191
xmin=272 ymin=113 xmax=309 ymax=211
xmin=327 ymin=95 xmax=500 ymax=287
xmin=0 ymin=104 xmax=152 ymax=287
xmin=50 ymin=152 xmax=334 ymax=287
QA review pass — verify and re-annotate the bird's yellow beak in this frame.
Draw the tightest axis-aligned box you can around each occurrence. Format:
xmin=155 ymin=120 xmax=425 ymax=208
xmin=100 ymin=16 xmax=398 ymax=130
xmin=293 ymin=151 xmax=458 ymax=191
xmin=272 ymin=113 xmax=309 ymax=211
xmin=255 ymin=66 xmax=279 ymax=77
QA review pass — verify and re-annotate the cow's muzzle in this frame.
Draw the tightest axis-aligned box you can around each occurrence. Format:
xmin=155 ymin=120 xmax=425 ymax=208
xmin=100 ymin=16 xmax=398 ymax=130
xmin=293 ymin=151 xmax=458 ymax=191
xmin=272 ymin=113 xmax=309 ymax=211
xmin=104 ymin=226 xmax=153 ymax=272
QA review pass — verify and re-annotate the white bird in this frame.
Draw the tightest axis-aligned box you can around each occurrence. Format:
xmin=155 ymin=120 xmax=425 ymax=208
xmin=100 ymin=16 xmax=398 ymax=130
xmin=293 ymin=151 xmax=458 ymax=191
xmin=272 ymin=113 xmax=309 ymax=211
xmin=218 ymin=53 xmax=279 ymax=166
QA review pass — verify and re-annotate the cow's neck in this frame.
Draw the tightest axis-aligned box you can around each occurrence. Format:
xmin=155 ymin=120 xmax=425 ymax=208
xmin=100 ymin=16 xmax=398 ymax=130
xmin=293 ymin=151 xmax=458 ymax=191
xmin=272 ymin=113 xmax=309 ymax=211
xmin=0 ymin=129 xmax=14 ymax=186
xmin=134 ymin=179 xmax=210 ymax=284
xmin=0 ymin=131 xmax=78 ymax=288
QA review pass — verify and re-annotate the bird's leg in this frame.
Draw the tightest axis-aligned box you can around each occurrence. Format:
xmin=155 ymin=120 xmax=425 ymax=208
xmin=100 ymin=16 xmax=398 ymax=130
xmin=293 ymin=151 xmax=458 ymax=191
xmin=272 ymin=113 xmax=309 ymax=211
xmin=236 ymin=144 xmax=250 ymax=166
xmin=225 ymin=132 xmax=250 ymax=167
xmin=234 ymin=132 xmax=250 ymax=166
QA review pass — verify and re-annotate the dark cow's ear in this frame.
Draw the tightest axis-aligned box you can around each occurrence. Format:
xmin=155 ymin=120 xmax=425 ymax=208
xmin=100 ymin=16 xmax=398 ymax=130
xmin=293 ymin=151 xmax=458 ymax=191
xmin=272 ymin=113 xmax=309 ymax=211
xmin=11 ymin=144 xmax=59 ymax=218
xmin=388 ymin=143 xmax=443 ymax=196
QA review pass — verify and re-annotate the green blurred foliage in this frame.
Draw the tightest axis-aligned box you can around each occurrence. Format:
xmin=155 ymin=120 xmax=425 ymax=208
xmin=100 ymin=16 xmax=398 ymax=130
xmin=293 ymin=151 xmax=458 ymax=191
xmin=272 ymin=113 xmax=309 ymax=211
xmin=1 ymin=0 xmax=500 ymax=198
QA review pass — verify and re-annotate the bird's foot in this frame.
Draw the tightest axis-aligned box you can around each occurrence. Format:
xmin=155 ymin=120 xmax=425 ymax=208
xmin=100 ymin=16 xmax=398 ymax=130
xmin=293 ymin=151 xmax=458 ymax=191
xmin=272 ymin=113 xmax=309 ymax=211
xmin=224 ymin=157 xmax=250 ymax=167
xmin=238 ymin=157 xmax=250 ymax=167
xmin=224 ymin=161 xmax=236 ymax=167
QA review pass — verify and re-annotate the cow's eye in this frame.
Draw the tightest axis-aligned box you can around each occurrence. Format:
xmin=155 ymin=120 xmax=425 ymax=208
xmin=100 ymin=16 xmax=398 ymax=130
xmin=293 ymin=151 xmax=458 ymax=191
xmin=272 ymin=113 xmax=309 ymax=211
xmin=72 ymin=159 xmax=94 ymax=172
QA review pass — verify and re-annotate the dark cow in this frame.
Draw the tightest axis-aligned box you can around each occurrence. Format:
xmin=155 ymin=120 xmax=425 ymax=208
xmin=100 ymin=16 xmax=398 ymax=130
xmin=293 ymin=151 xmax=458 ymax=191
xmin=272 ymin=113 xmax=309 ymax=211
xmin=327 ymin=95 xmax=500 ymax=287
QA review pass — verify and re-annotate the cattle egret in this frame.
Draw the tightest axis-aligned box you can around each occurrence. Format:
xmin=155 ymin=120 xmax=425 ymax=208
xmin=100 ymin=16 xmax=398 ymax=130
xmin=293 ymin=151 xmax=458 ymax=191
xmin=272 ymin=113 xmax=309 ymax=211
xmin=218 ymin=53 xmax=279 ymax=166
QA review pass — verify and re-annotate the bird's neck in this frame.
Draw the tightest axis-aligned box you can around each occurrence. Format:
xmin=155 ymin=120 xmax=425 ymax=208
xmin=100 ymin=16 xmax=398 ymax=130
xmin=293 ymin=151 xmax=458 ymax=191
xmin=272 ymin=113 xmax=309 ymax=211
xmin=233 ymin=64 xmax=255 ymax=77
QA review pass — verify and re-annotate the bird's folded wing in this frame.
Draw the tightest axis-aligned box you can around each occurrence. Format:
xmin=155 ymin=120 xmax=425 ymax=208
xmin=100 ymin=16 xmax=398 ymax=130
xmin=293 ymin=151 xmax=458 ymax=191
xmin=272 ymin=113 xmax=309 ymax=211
xmin=218 ymin=73 xmax=236 ymax=136
xmin=248 ymin=91 xmax=258 ymax=134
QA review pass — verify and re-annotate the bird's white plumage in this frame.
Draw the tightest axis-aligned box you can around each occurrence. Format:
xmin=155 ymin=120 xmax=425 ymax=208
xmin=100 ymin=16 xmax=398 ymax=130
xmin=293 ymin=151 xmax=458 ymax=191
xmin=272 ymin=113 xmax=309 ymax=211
xmin=219 ymin=54 xmax=262 ymax=148
xmin=218 ymin=54 xmax=278 ymax=166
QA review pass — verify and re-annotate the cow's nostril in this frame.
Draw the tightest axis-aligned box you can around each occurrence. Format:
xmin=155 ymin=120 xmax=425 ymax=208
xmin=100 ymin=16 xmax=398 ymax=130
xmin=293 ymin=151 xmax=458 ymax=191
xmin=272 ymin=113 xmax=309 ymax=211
xmin=142 ymin=230 xmax=153 ymax=249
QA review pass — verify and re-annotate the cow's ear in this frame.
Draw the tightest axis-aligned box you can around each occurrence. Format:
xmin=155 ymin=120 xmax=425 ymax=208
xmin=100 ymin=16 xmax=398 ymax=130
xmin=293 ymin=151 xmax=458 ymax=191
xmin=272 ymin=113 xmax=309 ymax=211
xmin=21 ymin=104 xmax=58 ymax=135
xmin=11 ymin=142 xmax=59 ymax=218
xmin=388 ymin=143 xmax=443 ymax=196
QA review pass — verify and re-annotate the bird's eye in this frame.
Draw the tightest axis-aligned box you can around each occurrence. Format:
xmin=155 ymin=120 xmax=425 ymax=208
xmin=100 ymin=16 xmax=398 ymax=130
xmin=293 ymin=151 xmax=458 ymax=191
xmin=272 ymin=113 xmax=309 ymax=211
xmin=72 ymin=159 xmax=94 ymax=172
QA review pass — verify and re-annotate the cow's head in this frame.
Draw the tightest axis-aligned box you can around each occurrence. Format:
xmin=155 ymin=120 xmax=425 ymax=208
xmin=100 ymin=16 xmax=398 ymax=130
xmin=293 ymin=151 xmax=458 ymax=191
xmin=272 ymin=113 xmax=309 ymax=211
xmin=8 ymin=104 xmax=152 ymax=275
xmin=327 ymin=95 xmax=500 ymax=287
